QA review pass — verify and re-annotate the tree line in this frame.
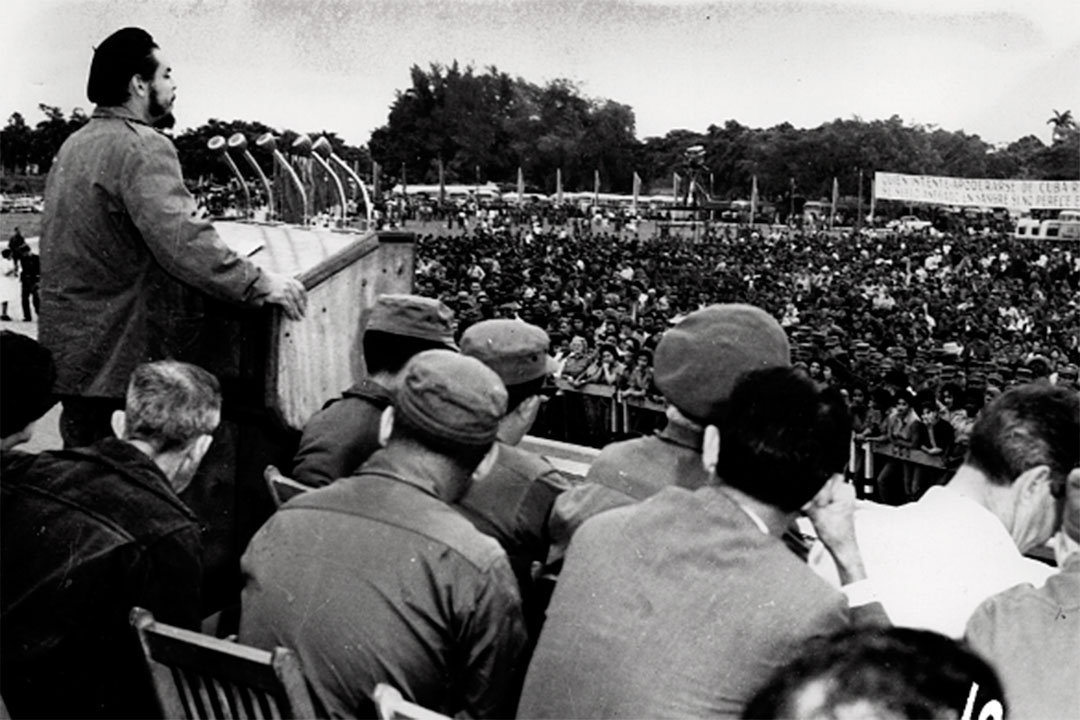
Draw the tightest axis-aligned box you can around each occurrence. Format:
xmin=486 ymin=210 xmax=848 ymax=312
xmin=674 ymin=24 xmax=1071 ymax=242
xmin=2 ymin=67 xmax=1077 ymax=204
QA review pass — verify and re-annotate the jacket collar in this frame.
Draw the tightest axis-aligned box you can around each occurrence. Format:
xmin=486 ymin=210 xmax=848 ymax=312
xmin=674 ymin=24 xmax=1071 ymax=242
xmin=656 ymin=413 xmax=704 ymax=450
xmin=92 ymin=105 xmax=150 ymax=126
xmin=359 ymin=446 xmax=444 ymax=500
xmin=71 ymin=438 xmax=196 ymax=521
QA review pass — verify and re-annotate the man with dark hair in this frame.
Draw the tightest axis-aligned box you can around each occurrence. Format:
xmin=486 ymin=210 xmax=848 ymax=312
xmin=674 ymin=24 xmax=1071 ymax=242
xmin=518 ymin=368 xmax=884 ymax=719
xmin=241 ymin=350 xmax=527 ymax=718
xmin=965 ymin=467 xmax=1080 ymax=719
xmin=744 ymin=627 xmax=1006 ymax=719
xmin=455 ymin=319 xmax=571 ymax=630
xmin=291 ymin=293 xmax=458 ymax=486
xmin=0 ymin=330 xmax=57 ymax=478
xmin=1 ymin=361 xmax=221 ymax=719
xmin=813 ymin=383 xmax=1078 ymax=638
xmin=549 ymin=303 xmax=791 ymax=549
xmin=40 ymin=26 xmax=306 ymax=448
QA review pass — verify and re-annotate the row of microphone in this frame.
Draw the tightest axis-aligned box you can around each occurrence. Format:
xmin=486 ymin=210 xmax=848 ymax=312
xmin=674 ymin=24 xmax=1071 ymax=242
xmin=206 ymin=132 xmax=372 ymax=226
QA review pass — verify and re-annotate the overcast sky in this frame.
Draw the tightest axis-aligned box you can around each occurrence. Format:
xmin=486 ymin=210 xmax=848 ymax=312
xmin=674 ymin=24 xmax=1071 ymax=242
xmin=2 ymin=0 xmax=1078 ymax=150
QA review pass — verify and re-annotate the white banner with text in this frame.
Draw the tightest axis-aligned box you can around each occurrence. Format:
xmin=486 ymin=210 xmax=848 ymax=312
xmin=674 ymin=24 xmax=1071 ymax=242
xmin=874 ymin=173 xmax=1080 ymax=211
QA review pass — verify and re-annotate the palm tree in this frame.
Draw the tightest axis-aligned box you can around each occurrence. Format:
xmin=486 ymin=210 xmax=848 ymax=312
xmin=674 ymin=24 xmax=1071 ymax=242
xmin=1046 ymin=109 xmax=1075 ymax=144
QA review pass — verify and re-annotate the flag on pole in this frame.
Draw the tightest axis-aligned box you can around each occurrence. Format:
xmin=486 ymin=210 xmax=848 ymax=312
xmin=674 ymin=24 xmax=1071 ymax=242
xmin=372 ymin=161 xmax=380 ymax=200
xmin=856 ymin=168 xmax=863 ymax=229
xmin=438 ymin=157 xmax=446 ymax=206
xmin=517 ymin=166 xmax=525 ymax=205
xmin=750 ymin=175 xmax=759 ymax=224
xmin=829 ymin=176 xmax=839 ymax=229
xmin=869 ymin=177 xmax=876 ymax=225
xmin=632 ymin=171 xmax=641 ymax=213
xmin=556 ymin=168 xmax=563 ymax=204
xmin=673 ymin=172 xmax=681 ymax=204
xmin=401 ymin=162 xmax=407 ymax=198
xmin=593 ymin=169 xmax=600 ymax=205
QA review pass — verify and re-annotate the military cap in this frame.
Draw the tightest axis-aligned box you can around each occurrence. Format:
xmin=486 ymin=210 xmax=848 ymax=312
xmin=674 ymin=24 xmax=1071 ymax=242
xmin=395 ymin=350 xmax=507 ymax=448
xmin=460 ymin=319 xmax=557 ymax=387
xmin=366 ymin=294 xmax=457 ymax=349
xmin=653 ymin=304 xmax=790 ymax=423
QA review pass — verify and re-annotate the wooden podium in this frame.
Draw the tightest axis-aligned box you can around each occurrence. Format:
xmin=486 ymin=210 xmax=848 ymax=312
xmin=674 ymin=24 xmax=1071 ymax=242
xmin=213 ymin=220 xmax=415 ymax=430
xmin=187 ymin=220 xmax=415 ymax=619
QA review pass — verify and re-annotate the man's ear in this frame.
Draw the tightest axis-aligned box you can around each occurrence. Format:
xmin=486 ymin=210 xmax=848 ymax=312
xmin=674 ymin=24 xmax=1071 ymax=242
xmin=129 ymin=73 xmax=148 ymax=99
xmin=1015 ymin=464 xmax=1052 ymax=501
xmin=473 ymin=444 xmax=498 ymax=483
xmin=110 ymin=410 xmax=126 ymax=440
xmin=189 ymin=433 xmax=214 ymax=465
xmin=378 ymin=406 xmax=394 ymax=448
xmin=702 ymin=424 xmax=720 ymax=476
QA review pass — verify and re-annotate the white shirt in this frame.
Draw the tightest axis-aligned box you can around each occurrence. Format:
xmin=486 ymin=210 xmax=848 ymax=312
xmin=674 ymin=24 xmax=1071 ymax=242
xmin=810 ymin=486 xmax=1055 ymax=638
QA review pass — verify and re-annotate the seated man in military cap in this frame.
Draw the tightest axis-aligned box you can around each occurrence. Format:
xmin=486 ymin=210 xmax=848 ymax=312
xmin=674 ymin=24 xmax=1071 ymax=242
xmin=549 ymin=303 xmax=791 ymax=549
xmin=240 ymin=350 xmax=528 ymax=718
xmin=456 ymin=319 xmax=572 ymax=630
xmin=292 ymin=293 xmax=458 ymax=487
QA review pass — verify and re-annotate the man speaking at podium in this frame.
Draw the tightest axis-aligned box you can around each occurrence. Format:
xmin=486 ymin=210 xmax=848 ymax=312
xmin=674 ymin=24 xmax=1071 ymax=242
xmin=39 ymin=27 xmax=307 ymax=447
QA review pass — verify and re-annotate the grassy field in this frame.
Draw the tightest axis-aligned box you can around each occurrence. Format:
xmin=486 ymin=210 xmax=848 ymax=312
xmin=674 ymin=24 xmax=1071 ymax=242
xmin=1 ymin=212 xmax=42 ymax=240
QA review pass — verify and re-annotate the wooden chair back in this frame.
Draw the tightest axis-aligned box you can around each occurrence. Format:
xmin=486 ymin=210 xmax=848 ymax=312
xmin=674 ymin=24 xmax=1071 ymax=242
xmin=372 ymin=684 xmax=450 ymax=720
xmin=131 ymin=607 xmax=318 ymax=719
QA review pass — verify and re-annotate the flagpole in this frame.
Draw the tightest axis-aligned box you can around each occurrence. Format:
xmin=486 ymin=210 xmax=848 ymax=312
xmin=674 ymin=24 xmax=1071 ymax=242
xmin=856 ymin=168 xmax=863 ymax=230
xmin=829 ymin=176 xmax=838 ymax=230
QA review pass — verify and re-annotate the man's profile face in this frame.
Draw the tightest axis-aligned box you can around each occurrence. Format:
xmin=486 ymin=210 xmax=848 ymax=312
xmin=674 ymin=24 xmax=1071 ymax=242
xmin=146 ymin=49 xmax=176 ymax=122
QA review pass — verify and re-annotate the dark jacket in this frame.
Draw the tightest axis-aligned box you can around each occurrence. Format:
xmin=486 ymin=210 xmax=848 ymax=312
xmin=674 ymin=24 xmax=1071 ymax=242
xmin=1 ymin=438 xmax=203 ymax=719
xmin=39 ymin=106 xmax=273 ymax=399
xmin=240 ymin=448 xmax=527 ymax=718
xmin=291 ymin=377 xmax=393 ymax=487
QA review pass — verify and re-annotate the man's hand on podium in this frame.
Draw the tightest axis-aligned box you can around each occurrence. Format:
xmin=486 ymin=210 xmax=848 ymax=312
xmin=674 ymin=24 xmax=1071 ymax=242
xmin=265 ymin=273 xmax=308 ymax=320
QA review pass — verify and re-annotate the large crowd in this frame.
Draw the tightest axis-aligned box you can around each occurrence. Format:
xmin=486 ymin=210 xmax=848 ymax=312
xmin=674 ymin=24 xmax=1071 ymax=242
xmin=3 ymin=24 xmax=1080 ymax=720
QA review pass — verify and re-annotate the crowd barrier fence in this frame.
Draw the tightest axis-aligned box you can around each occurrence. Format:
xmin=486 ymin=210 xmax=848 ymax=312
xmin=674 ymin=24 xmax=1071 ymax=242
xmin=534 ymin=382 xmax=951 ymax=493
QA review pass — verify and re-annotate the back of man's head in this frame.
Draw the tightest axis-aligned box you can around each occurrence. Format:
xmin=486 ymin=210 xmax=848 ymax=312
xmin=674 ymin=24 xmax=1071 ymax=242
xmin=362 ymin=294 xmax=458 ymax=376
xmin=460 ymin=319 xmax=556 ymax=413
xmin=390 ymin=350 xmax=507 ymax=471
xmin=716 ymin=367 xmax=851 ymax=513
xmin=653 ymin=304 xmax=790 ymax=424
xmin=0 ymin=331 xmax=56 ymax=445
xmin=87 ymin=27 xmax=159 ymax=106
xmin=744 ymin=627 xmax=1006 ymax=719
xmin=966 ymin=383 xmax=1079 ymax=488
xmin=123 ymin=361 xmax=221 ymax=454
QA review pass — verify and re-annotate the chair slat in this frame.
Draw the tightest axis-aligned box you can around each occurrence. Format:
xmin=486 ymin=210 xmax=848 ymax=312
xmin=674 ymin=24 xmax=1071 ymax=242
xmin=130 ymin=607 xmax=319 ymax=719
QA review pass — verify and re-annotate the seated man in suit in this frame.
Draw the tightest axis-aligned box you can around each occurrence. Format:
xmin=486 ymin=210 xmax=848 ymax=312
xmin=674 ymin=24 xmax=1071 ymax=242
xmin=1 ymin=361 xmax=221 ymax=719
xmin=241 ymin=350 xmax=528 ymax=718
xmin=518 ymin=367 xmax=885 ymax=719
